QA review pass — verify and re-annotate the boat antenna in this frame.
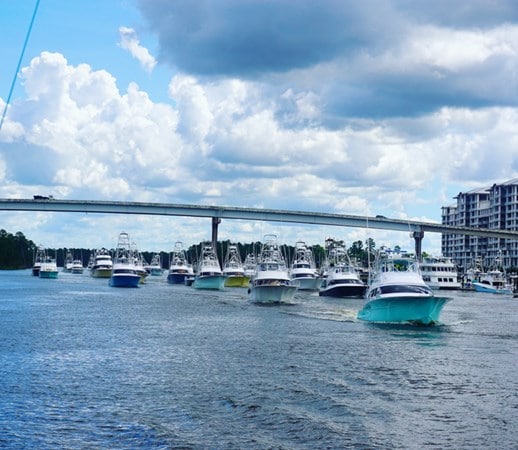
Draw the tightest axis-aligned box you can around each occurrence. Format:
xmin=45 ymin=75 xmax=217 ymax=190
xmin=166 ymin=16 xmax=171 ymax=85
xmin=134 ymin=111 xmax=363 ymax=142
xmin=365 ymin=216 xmax=371 ymax=270
xmin=0 ymin=0 xmax=41 ymax=132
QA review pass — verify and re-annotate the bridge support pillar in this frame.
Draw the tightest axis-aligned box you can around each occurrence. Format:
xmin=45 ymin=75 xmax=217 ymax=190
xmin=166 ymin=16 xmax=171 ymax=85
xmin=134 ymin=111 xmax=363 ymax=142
xmin=211 ymin=217 xmax=221 ymax=248
xmin=412 ymin=231 xmax=425 ymax=261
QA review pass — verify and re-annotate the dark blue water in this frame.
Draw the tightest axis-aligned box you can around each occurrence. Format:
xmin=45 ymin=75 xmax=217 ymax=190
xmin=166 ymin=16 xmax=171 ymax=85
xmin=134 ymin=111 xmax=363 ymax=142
xmin=1 ymin=270 xmax=517 ymax=449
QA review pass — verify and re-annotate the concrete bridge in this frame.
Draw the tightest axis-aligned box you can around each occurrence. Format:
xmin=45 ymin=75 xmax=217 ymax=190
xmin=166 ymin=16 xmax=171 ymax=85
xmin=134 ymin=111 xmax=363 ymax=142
xmin=1 ymin=198 xmax=518 ymax=257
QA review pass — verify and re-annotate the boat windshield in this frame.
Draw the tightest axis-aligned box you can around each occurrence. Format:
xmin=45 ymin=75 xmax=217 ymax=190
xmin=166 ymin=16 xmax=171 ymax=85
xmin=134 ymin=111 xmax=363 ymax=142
xmin=379 ymin=285 xmax=432 ymax=295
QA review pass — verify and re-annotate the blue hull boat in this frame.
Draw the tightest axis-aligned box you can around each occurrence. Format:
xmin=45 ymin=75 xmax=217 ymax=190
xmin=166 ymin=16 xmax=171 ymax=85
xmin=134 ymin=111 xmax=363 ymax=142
xmin=109 ymin=272 xmax=140 ymax=288
xmin=472 ymin=282 xmax=513 ymax=295
xmin=167 ymin=272 xmax=190 ymax=284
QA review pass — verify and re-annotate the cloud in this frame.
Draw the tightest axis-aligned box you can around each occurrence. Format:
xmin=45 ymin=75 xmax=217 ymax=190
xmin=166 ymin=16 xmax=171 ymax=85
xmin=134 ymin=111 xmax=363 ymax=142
xmin=137 ymin=0 xmax=403 ymax=76
xmin=118 ymin=26 xmax=157 ymax=73
xmin=137 ymin=0 xmax=518 ymax=120
xmin=2 ymin=47 xmax=518 ymax=252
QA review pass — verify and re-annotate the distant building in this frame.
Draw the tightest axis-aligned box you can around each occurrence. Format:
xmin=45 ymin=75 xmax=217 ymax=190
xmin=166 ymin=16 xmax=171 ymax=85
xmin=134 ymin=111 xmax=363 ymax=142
xmin=441 ymin=178 xmax=518 ymax=271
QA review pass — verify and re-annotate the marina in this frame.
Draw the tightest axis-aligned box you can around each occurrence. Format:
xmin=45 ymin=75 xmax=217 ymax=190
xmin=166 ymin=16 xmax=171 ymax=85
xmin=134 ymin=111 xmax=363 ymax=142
xmin=1 ymin=269 xmax=517 ymax=449
xmin=2 ymin=0 xmax=518 ymax=446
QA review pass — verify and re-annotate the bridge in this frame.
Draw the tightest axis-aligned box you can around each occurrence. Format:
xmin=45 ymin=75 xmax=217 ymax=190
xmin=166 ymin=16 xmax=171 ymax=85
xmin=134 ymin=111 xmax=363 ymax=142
xmin=1 ymin=198 xmax=518 ymax=257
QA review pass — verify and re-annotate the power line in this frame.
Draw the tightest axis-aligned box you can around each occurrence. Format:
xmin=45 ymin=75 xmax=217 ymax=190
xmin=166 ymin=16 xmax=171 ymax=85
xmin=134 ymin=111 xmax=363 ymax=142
xmin=0 ymin=0 xmax=41 ymax=132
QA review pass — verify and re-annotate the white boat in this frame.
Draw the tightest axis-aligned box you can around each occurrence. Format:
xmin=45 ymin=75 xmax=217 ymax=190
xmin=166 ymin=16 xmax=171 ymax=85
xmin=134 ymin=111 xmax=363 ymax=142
xmin=193 ymin=242 xmax=226 ymax=290
xmin=357 ymin=249 xmax=451 ymax=325
xmin=473 ymin=270 xmax=514 ymax=295
xmin=63 ymin=250 xmax=74 ymax=272
xmin=319 ymin=239 xmax=366 ymax=298
xmin=223 ymin=243 xmax=249 ymax=287
xmin=289 ymin=241 xmax=322 ymax=290
xmin=420 ymin=256 xmax=461 ymax=290
xmin=132 ymin=244 xmax=149 ymax=284
xmin=71 ymin=258 xmax=84 ymax=274
xmin=145 ymin=253 xmax=164 ymax=276
xmin=39 ymin=249 xmax=59 ymax=279
xmin=243 ymin=253 xmax=256 ymax=280
xmin=32 ymin=245 xmax=46 ymax=276
xmin=109 ymin=232 xmax=140 ymax=288
xmin=248 ymin=234 xmax=297 ymax=304
xmin=461 ymin=257 xmax=484 ymax=290
xmin=472 ymin=255 xmax=513 ymax=295
xmin=90 ymin=248 xmax=113 ymax=278
xmin=167 ymin=242 xmax=195 ymax=284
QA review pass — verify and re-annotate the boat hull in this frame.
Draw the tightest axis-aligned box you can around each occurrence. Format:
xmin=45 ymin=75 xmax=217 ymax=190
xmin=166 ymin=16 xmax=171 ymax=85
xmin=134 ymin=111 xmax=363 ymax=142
xmin=292 ymin=277 xmax=323 ymax=291
xmin=39 ymin=270 xmax=58 ymax=279
xmin=109 ymin=273 xmax=140 ymax=287
xmin=248 ymin=284 xmax=297 ymax=304
xmin=224 ymin=275 xmax=250 ymax=287
xmin=149 ymin=268 xmax=163 ymax=276
xmin=319 ymin=284 xmax=366 ymax=298
xmin=90 ymin=268 xmax=112 ymax=278
xmin=357 ymin=295 xmax=450 ymax=325
xmin=472 ymin=282 xmax=513 ymax=295
xmin=167 ymin=273 xmax=191 ymax=284
xmin=193 ymin=275 xmax=226 ymax=290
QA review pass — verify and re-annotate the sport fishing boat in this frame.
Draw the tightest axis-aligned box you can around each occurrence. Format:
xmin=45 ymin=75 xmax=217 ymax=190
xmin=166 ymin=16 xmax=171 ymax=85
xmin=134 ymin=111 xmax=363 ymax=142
xmin=90 ymin=248 xmax=113 ymax=278
xmin=32 ymin=245 xmax=46 ymax=276
xmin=248 ymin=234 xmax=297 ymax=304
xmin=109 ymin=232 xmax=140 ymax=288
xmin=167 ymin=242 xmax=195 ymax=284
xmin=223 ymin=243 xmax=249 ymax=287
xmin=145 ymin=253 xmax=164 ymax=276
xmin=71 ymin=258 xmax=84 ymax=274
xmin=193 ymin=242 xmax=226 ymax=290
xmin=420 ymin=256 xmax=461 ymax=290
xmin=473 ymin=270 xmax=514 ymax=295
xmin=289 ymin=241 xmax=322 ymax=291
xmin=357 ymin=248 xmax=451 ymax=325
xmin=472 ymin=255 xmax=513 ymax=295
xmin=39 ymin=250 xmax=59 ymax=279
xmin=319 ymin=239 xmax=366 ymax=298
xmin=243 ymin=253 xmax=256 ymax=281
xmin=132 ymin=245 xmax=149 ymax=284
xmin=63 ymin=250 xmax=74 ymax=272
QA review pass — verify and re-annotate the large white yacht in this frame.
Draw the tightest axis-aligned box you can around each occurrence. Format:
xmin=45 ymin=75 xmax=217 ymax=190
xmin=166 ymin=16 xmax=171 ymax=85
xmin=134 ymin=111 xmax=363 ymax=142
xmin=420 ymin=256 xmax=461 ymax=290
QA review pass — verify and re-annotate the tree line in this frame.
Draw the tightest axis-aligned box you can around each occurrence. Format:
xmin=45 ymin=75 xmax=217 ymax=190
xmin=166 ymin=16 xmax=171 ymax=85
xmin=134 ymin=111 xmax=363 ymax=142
xmin=0 ymin=229 xmax=378 ymax=270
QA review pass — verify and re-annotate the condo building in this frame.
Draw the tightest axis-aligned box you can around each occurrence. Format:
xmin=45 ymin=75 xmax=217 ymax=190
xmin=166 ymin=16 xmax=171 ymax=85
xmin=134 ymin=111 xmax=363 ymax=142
xmin=441 ymin=179 xmax=518 ymax=271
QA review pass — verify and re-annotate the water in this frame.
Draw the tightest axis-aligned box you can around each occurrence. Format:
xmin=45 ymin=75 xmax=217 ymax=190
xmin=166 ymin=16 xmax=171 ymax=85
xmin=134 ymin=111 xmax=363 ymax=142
xmin=1 ymin=270 xmax=517 ymax=449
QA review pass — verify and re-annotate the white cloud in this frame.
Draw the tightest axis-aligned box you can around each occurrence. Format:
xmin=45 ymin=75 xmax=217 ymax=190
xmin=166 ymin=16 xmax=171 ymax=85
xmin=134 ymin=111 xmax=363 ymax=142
xmin=3 ymin=50 xmax=518 ymax=251
xmin=407 ymin=24 xmax=518 ymax=73
xmin=118 ymin=26 xmax=157 ymax=73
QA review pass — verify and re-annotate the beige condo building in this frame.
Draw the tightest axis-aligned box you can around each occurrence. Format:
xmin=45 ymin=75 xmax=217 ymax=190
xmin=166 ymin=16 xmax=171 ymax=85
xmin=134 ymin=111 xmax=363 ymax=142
xmin=441 ymin=178 xmax=518 ymax=272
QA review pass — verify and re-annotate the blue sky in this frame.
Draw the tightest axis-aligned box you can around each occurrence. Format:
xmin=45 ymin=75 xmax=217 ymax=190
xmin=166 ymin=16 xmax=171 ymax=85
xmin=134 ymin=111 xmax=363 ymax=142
xmin=1 ymin=0 xmax=518 ymax=255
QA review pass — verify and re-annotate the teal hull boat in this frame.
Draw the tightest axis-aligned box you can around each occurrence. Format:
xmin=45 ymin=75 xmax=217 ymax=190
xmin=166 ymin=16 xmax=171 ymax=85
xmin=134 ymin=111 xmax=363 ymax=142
xmin=357 ymin=295 xmax=450 ymax=325
xmin=193 ymin=274 xmax=226 ymax=290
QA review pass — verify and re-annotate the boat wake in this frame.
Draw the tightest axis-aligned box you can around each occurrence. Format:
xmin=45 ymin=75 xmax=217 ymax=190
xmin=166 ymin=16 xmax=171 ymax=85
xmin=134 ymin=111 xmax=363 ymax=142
xmin=283 ymin=308 xmax=359 ymax=322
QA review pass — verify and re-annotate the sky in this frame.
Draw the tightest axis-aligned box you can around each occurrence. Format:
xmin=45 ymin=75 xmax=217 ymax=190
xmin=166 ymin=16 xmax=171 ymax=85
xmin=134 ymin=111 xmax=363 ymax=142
xmin=1 ymin=0 xmax=518 ymax=255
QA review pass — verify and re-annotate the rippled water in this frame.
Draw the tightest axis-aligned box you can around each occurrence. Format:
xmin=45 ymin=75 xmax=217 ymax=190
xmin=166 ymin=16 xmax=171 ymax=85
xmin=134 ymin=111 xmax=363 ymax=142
xmin=1 ymin=270 xmax=517 ymax=449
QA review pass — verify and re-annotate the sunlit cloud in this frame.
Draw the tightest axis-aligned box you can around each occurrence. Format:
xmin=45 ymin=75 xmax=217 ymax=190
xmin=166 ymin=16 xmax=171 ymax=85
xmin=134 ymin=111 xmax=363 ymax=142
xmin=118 ymin=26 xmax=157 ymax=73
